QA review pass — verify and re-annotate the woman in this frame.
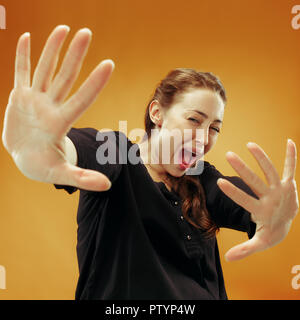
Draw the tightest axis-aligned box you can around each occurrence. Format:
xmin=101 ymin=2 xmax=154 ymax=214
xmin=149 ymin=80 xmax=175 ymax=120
xmin=2 ymin=25 xmax=299 ymax=300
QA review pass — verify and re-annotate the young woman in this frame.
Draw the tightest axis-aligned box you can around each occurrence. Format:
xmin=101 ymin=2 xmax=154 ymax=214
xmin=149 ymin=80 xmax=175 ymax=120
xmin=2 ymin=25 xmax=299 ymax=300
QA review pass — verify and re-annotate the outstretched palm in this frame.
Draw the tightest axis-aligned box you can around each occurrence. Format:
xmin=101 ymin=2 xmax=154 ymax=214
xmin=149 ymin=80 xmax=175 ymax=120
xmin=2 ymin=25 xmax=114 ymax=191
xmin=217 ymin=140 xmax=299 ymax=261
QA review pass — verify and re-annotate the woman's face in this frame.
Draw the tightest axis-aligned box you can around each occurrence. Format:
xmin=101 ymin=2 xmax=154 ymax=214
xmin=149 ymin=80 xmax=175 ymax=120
xmin=148 ymin=88 xmax=225 ymax=177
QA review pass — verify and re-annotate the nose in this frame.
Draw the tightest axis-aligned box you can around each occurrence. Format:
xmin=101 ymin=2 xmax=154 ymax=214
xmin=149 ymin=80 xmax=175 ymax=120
xmin=195 ymin=128 xmax=209 ymax=147
xmin=203 ymin=128 xmax=209 ymax=146
xmin=193 ymin=133 xmax=208 ymax=156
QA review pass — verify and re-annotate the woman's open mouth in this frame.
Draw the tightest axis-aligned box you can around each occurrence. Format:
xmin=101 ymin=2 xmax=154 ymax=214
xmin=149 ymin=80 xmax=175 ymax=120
xmin=177 ymin=147 xmax=198 ymax=170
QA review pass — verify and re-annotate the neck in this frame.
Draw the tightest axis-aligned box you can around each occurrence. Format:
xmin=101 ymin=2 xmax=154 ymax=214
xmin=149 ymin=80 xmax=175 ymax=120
xmin=137 ymin=138 xmax=169 ymax=185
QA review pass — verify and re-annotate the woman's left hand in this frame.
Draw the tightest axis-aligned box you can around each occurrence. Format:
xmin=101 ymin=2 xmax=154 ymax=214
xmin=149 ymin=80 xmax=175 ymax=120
xmin=217 ymin=139 xmax=299 ymax=262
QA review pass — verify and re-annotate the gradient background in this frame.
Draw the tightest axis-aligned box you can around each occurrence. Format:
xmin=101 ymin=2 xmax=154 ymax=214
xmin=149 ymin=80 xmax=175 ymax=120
xmin=0 ymin=0 xmax=299 ymax=300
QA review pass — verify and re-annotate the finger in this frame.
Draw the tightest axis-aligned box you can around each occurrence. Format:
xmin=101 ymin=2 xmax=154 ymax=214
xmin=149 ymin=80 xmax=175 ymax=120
xmin=246 ymin=142 xmax=281 ymax=186
xmin=32 ymin=25 xmax=70 ymax=92
xmin=60 ymin=59 xmax=115 ymax=125
xmin=282 ymin=139 xmax=297 ymax=181
xmin=53 ymin=162 xmax=112 ymax=191
xmin=48 ymin=28 xmax=92 ymax=104
xmin=225 ymin=151 xmax=268 ymax=198
xmin=14 ymin=32 xmax=31 ymax=88
xmin=224 ymin=236 xmax=266 ymax=262
xmin=217 ymin=178 xmax=259 ymax=214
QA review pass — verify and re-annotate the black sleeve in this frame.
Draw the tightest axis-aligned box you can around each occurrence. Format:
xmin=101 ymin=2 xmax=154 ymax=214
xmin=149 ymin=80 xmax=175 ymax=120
xmin=200 ymin=161 xmax=258 ymax=239
xmin=53 ymin=127 xmax=123 ymax=194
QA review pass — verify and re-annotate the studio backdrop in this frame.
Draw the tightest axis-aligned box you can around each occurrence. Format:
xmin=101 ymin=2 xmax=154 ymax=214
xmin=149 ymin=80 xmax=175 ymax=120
xmin=0 ymin=0 xmax=299 ymax=299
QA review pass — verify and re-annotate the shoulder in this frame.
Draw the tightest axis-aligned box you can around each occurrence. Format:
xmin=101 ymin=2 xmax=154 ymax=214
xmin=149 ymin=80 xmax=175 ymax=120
xmin=200 ymin=160 xmax=221 ymax=178
xmin=203 ymin=160 xmax=216 ymax=170
xmin=194 ymin=161 xmax=222 ymax=196
xmin=200 ymin=160 xmax=258 ymax=200
xmin=94 ymin=130 xmax=132 ymax=158
xmin=68 ymin=128 xmax=129 ymax=148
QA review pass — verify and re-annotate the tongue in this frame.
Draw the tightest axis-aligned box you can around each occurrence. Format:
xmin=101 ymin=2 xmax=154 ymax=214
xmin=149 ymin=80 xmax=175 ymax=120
xmin=182 ymin=149 xmax=192 ymax=165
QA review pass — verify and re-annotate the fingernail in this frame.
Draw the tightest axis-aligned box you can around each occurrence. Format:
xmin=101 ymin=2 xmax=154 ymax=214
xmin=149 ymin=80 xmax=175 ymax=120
xmin=247 ymin=142 xmax=255 ymax=147
xmin=101 ymin=59 xmax=115 ymax=69
xmin=80 ymin=27 xmax=92 ymax=35
xmin=57 ymin=25 xmax=70 ymax=32
xmin=105 ymin=180 xmax=112 ymax=190
xmin=226 ymin=151 xmax=235 ymax=157
xmin=109 ymin=59 xmax=115 ymax=70
xmin=288 ymin=138 xmax=293 ymax=144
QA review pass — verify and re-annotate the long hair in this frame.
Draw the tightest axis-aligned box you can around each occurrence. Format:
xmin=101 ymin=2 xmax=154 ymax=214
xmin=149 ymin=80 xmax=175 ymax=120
xmin=144 ymin=68 xmax=227 ymax=238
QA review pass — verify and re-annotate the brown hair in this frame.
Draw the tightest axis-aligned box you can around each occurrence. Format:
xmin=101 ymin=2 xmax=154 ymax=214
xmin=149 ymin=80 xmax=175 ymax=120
xmin=144 ymin=68 xmax=227 ymax=238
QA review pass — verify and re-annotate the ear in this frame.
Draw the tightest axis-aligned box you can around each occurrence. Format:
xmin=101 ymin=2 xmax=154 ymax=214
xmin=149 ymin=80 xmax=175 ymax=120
xmin=149 ymin=100 xmax=163 ymax=127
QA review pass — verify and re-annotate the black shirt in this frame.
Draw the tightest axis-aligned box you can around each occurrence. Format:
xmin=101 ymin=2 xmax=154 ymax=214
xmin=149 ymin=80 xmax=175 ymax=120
xmin=54 ymin=127 xmax=257 ymax=300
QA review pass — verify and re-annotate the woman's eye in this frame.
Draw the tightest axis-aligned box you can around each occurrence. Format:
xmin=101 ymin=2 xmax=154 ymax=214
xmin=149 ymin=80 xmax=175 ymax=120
xmin=211 ymin=127 xmax=220 ymax=133
xmin=188 ymin=117 xmax=199 ymax=124
xmin=188 ymin=118 xmax=221 ymax=133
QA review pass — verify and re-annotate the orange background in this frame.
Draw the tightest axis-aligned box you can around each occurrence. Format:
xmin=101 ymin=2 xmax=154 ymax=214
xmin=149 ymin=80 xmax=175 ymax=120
xmin=0 ymin=0 xmax=299 ymax=300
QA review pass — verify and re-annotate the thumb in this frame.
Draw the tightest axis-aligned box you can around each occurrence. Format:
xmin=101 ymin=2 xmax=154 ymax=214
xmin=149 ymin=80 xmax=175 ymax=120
xmin=224 ymin=237 xmax=262 ymax=262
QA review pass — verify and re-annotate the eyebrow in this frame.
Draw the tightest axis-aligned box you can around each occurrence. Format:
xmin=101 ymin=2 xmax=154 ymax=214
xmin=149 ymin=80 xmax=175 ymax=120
xmin=189 ymin=109 xmax=223 ymax=124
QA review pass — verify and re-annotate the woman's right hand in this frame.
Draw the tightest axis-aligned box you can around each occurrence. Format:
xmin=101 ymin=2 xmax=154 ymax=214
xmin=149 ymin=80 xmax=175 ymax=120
xmin=2 ymin=25 xmax=114 ymax=191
